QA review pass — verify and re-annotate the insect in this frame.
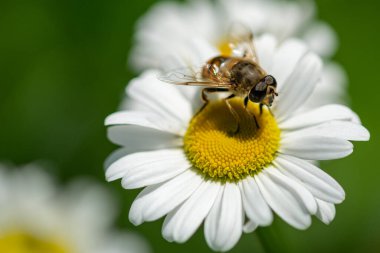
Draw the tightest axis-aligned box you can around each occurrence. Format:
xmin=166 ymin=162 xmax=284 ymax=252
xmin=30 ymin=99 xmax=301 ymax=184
xmin=159 ymin=26 xmax=278 ymax=133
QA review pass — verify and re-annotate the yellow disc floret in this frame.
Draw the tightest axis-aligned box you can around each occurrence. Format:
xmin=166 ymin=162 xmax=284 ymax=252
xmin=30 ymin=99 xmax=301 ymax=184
xmin=0 ymin=231 xmax=70 ymax=253
xmin=184 ymin=98 xmax=280 ymax=182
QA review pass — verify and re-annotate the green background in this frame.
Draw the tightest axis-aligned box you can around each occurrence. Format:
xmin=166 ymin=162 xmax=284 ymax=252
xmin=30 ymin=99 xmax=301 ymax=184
xmin=0 ymin=0 xmax=379 ymax=252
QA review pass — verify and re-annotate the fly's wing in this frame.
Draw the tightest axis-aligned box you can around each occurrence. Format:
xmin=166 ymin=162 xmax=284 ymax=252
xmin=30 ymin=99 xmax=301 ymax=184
xmin=158 ymin=65 xmax=232 ymax=88
xmin=227 ymin=23 xmax=259 ymax=63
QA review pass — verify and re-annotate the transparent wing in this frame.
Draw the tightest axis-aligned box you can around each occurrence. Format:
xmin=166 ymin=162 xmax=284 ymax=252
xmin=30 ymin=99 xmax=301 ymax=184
xmin=158 ymin=66 xmax=232 ymax=88
xmin=227 ymin=23 xmax=259 ymax=63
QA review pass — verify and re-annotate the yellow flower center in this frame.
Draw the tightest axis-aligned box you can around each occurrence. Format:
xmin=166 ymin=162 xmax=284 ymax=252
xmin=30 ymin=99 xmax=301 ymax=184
xmin=0 ymin=231 xmax=70 ymax=253
xmin=217 ymin=40 xmax=233 ymax=56
xmin=184 ymin=98 xmax=280 ymax=182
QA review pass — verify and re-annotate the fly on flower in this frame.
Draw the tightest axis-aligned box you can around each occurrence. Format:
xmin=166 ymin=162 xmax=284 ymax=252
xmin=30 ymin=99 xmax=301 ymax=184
xmin=159 ymin=25 xmax=278 ymax=132
xmin=106 ymin=34 xmax=370 ymax=252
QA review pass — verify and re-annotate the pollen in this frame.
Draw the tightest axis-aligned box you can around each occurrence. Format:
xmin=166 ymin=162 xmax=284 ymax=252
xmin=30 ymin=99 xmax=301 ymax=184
xmin=184 ymin=98 xmax=280 ymax=182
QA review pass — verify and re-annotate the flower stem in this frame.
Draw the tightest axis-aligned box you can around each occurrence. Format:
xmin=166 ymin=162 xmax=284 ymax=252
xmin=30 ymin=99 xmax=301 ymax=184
xmin=256 ymin=226 xmax=288 ymax=253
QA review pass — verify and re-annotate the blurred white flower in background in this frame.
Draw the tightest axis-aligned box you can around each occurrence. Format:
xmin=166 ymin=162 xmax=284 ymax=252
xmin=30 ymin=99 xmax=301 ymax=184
xmin=0 ymin=164 xmax=151 ymax=253
xmin=129 ymin=0 xmax=347 ymax=110
xmin=106 ymin=35 xmax=369 ymax=251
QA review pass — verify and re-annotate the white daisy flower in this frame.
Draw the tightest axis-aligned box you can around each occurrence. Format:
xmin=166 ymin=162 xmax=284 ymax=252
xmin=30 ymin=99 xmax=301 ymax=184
xmin=0 ymin=164 xmax=151 ymax=253
xmin=106 ymin=36 xmax=369 ymax=252
xmin=129 ymin=0 xmax=347 ymax=110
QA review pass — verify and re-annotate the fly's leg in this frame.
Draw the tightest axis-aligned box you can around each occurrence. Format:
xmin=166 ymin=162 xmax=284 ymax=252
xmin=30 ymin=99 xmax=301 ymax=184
xmin=195 ymin=87 xmax=230 ymax=117
xmin=244 ymin=97 xmax=260 ymax=129
xmin=259 ymin=103 xmax=274 ymax=116
xmin=267 ymin=106 xmax=274 ymax=116
xmin=224 ymin=94 xmax=241 ymax=134
xmin=196 ymin=89 xmax=210 ymax=116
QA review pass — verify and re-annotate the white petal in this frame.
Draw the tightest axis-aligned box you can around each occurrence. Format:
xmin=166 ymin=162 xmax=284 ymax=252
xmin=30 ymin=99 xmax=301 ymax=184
xmin=283 ymin=121 xmax=370 ymax=141
xmin=256 ymin=34 xmax=278 ymax=71
xmin=121 ymin=150 xmax=191 ymax=189
xmin=275 ymin=155 xmax=345 ymax=203
xmin=280 ymin=136 xmax=353 ymax=160
xmin=255 ymin=168 xmax=312 ymax=229
xmin=105 ymin=111 xmax=180 ymax=135
xmin=107 ymin=125 xmax=181 ymax=150
xmin=105 ymin=111 xmax=184 ymax=170
xmin=315 ymin=199 xmax=336 ymax=224
xmin=130 ymin=1 xmax=218 ymax=71
xmin=162 ymin=181 xmax=221 ymax=243
xmin=220 ymin=0 xmax=315 ymax=42
xmin=126 ymin=70 xmax=193 ymax=129
xmin=61 ymin=180 xmax=117 ymax=231
xmin=302 ymin=21 xmax=338 ymax=58
xmin=104 ymin=147 xmax=134 ymax=170
xmin=204 ymin=189 xmax=223 ymax=251
xmin=269 ymin=39 xmax=308 ymax=89
xmin=281 ymin=155 xmax=344 ymax=194
xmin=129 ymin=170 xmax=202 ymax=226
xmin=240 ymin=177 xmax=273 ymax=226
xmin=265 ymin=168 xmax=317 ymax=214
xmin=274 ymin=52 xmax=323 ymax=120
xmin=106 ymin=149 xmax=184 ymax=182
xmin=182 ymin=37 xmax=218 ymax=66
xmin=302 ymin=62 xmax=348 ymax=110
xmin=119 ymin=93 xmax=151 ymax=112
xmin=279 ymin=104 xmax=361 ymax=130
xmin=205 ymin=184 xmax=243 ymax=252
xmin=243 ymin=220 xmax=258 ymax=233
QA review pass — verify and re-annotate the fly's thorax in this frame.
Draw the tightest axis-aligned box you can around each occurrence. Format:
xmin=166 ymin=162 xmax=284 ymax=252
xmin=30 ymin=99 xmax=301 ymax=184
xmin=230 ymin=60 xmax=266 ymax=91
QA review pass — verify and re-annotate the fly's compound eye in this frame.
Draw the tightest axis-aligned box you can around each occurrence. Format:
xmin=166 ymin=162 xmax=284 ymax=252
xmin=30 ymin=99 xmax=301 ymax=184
xmin=249 ymin=80 xmax=267 ymax=103
xmin=264 ymin=75 xmax=277 ymax=87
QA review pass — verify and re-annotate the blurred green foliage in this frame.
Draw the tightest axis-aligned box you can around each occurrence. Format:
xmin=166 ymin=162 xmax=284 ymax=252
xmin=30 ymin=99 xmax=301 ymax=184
xmin=0 ymin=0 xmax=379 ymax=253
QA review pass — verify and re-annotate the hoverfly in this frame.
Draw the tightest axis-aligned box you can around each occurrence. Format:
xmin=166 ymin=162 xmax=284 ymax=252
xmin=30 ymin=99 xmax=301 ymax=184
xmin=159 ymin=25 xmax=278 ymax=133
